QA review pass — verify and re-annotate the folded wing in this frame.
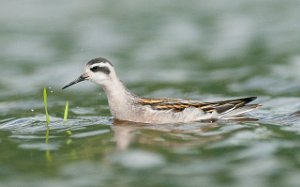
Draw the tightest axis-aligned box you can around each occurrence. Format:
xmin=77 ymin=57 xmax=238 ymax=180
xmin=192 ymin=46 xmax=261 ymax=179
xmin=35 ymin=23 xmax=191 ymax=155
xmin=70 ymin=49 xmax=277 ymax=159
xmin=138 ymin=97 xmax=260 ymax=116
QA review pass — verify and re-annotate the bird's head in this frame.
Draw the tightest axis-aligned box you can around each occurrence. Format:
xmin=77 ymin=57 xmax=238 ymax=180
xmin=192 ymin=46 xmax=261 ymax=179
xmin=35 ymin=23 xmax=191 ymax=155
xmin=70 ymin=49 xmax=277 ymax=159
xmin=62 ymin=57 xmax=115 ymax=89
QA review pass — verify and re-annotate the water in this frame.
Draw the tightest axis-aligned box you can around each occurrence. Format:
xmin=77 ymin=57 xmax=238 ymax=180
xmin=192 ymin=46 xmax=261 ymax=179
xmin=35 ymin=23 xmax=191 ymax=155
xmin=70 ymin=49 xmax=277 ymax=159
xmin=1 ymin=0 xmax=300 ymax=186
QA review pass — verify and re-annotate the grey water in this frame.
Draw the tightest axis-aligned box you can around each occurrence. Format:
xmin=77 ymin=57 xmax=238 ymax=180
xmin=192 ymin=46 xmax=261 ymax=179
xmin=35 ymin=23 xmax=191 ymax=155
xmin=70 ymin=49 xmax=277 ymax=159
xmin=1 ymin=0 xmax=300 ymax=187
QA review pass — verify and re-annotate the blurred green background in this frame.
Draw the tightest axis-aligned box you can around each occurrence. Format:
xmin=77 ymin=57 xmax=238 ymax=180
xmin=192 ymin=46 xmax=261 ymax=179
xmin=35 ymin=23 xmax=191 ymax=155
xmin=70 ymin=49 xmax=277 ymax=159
xmin=1 ymin=0 xmax=300 ymax=187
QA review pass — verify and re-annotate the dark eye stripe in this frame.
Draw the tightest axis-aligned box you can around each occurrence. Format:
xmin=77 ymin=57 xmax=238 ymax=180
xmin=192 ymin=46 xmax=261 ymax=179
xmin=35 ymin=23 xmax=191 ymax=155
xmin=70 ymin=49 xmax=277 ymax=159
xmin=90 ymin=66 xmax=110 ymax=74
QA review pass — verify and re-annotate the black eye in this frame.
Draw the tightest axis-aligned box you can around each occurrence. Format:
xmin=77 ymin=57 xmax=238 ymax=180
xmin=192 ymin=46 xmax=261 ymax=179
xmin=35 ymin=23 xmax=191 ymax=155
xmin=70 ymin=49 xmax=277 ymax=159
xmin=90 ymin=66 xmax=100 ymax=72
xmin=90 ymin=66 xmax=110 ymax=74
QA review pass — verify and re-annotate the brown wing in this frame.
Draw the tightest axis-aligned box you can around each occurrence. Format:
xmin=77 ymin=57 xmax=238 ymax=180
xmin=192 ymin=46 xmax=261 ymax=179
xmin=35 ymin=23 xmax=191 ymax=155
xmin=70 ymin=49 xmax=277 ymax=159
xmin=138 ymin=97 xmax=259 ymax=114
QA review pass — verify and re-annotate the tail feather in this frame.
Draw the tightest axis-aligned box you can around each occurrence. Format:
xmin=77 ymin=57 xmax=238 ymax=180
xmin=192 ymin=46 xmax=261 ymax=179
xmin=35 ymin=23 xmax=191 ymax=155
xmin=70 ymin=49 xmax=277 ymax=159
xmin=219 ymin=104 xmax=261 ymax=119
xmin=217 ymin=96 xmax=257 ymax=105
xmin=240 ymin=96 xmax=257 ymax=104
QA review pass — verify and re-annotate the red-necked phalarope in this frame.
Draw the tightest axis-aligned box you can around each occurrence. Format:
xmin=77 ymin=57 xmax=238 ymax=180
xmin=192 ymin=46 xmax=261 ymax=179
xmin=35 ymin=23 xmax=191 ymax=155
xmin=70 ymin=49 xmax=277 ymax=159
xmin=62 ymin=57 xmax=260 ymax=123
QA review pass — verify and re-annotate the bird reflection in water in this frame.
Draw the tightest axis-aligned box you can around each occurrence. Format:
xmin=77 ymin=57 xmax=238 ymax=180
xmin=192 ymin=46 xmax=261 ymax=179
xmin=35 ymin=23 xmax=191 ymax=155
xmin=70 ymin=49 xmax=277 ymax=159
xmin=112 ymin=119 xmax=224 ymax=150
xmin=111 ymin=117 xmax=258 ymax=150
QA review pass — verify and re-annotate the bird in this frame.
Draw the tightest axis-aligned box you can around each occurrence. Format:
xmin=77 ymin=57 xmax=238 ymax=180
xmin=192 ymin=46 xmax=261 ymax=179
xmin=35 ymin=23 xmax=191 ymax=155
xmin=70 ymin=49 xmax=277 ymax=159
xmin=62 ymin=57 xmax=260 ymax=124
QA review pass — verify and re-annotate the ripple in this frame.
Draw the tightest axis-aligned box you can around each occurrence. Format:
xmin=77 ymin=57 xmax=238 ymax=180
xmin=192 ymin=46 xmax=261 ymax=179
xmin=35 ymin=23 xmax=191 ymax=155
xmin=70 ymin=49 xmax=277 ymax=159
xmin=71 ymin=129 xmax=110 ymax=138
xmin=0 ymin=116 xmax=111 ymax=133
xmin=19 ymin=143 xmax=59 ymax=151
xmin=110 ymin=150 xmax=166 ymax=169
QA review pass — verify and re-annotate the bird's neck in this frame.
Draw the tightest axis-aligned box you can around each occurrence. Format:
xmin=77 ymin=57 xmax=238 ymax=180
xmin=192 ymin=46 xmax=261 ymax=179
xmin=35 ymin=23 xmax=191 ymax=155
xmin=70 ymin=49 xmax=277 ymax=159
xmin=101 ymin=78 xmax=135 ymax=118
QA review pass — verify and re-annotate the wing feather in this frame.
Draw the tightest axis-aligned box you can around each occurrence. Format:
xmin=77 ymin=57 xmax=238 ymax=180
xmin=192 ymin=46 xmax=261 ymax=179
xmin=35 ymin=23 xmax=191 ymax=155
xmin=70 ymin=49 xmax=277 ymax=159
xmin=138 ymin=97 xmax=258 ymax=114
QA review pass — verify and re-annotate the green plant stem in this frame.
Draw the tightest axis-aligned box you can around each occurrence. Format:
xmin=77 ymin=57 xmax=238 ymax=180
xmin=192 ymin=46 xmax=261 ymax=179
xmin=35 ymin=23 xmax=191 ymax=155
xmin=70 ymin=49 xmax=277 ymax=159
xmin=64 ymin=101 xmax=69 ymax=122
xmin=43 ymin=88 xmax=51 ymax=126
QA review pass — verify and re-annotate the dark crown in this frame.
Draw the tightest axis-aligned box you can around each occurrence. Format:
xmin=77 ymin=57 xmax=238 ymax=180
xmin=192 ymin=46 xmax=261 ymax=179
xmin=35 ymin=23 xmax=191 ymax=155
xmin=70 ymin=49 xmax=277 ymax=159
xmin=86 ymin=57 xmax=113 ymax=66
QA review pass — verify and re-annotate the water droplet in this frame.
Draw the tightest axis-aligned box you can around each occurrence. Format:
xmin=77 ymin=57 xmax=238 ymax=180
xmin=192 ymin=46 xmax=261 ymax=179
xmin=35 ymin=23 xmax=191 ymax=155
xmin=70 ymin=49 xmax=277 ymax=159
xmin=31 ymin=109 xmax=35 ymax=112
